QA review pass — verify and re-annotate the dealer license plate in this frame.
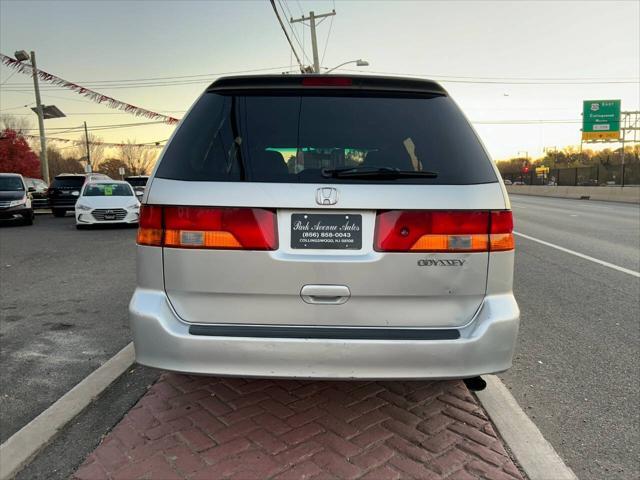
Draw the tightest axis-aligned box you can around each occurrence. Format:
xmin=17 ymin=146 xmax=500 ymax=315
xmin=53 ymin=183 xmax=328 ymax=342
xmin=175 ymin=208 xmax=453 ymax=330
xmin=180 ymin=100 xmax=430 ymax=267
xmin=291 ymin=213 xmax=362 ymax=250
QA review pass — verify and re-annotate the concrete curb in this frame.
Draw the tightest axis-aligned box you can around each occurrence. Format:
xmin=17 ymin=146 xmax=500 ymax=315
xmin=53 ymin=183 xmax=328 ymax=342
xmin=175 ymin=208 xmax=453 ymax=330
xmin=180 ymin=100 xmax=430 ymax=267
xmin=476 ymin=375 xmax=578 ymax=480
xmin=0 ymin=343 xmax=135 ymax=480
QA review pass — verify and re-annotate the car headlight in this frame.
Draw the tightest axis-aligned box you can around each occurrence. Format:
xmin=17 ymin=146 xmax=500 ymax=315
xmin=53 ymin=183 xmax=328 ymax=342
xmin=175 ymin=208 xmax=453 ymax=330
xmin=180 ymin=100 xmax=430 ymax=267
xmin=76 ymin=204 xmax=92 ymax=211
xmin=9 ymin=198 xmax=26 ymax=207
xmin=126 ymin=203 xmax=140 ymax=210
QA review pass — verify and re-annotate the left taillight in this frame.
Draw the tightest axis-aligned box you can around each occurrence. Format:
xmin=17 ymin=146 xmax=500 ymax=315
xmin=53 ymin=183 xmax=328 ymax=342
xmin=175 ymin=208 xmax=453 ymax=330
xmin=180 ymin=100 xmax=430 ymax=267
xmin=136 ymin=206 xmax=278 ymax=250
xmin=374 ymin=210 xmax=514 ymax=252
xmin=137 ymin=205 xmax=163 ymax=246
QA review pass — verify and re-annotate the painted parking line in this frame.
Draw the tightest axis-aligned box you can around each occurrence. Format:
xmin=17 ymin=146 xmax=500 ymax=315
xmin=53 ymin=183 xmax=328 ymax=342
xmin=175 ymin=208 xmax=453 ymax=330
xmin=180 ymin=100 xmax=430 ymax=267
xmin=513 ymin=231 xmax=640 ymax=278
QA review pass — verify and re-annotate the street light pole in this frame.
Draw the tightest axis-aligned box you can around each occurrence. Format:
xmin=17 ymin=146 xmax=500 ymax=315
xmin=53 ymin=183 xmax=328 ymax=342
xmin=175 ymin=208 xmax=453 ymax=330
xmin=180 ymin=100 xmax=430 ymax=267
xmin=30 ymin=51 xmax=49 ymax=183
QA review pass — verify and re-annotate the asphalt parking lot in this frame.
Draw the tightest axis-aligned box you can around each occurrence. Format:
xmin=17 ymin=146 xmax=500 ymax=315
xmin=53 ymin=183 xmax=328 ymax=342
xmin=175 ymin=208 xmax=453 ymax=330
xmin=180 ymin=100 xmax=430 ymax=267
xmin=1 ymin=196 xmax=639 ymax=480
xmin=0 ymin=213 xmax=143 ymax=443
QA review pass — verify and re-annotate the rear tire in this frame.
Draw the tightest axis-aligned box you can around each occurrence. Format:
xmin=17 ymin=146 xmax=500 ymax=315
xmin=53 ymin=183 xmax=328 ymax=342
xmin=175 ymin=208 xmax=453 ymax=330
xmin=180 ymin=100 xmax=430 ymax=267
xmin=52 ymin=209 xmax=66 ymax=217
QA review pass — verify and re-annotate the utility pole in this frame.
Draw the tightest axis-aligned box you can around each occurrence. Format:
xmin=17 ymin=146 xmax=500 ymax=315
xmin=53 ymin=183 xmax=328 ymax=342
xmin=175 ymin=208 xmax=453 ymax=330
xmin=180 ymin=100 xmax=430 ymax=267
xmin=30 ymin=51 xmax=49 ymax=183
xmin=84 ymin=121 xmax=91 ymax=171
xmin=290 ymin=9 xmax=336 ymax=73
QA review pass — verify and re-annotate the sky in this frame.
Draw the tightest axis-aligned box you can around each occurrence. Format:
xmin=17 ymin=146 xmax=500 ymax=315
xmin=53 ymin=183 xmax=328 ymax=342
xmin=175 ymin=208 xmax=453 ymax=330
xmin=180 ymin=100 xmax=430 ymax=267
xmin=0 ymin=0 xmax=638 ymax=160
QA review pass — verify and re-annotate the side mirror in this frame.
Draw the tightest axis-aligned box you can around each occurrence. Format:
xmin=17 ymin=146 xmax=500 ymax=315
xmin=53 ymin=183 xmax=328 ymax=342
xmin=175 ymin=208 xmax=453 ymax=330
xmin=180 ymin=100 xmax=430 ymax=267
xmin=28 ymin=186 xmax=36 ymax=193
xmin=136 ymin=191 xmax=144 ymax=197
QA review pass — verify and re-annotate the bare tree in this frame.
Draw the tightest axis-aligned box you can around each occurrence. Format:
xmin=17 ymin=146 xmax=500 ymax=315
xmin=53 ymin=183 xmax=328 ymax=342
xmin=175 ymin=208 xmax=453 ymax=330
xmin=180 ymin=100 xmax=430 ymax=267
xmin=117 ymin=139 xmax=158 ymax=175
xmin=74 ymin=133 xmax=106 ymax=168
xmin=0 ymin=114 xmax=32 ymax=134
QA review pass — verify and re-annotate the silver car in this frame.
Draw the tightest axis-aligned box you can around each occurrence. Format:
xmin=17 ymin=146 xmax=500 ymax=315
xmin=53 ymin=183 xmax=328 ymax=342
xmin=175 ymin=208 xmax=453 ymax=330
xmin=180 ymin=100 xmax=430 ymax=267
xmin=130 ymin=75 xmax=519 ymax=379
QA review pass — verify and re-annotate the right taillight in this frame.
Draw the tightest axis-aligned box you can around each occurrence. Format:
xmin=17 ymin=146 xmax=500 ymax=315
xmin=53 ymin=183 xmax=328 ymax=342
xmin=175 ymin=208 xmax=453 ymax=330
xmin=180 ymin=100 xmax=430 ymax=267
xmin=374 ymin=210 xmax=514 ymax=252
xmin=136 ymin=205 xmax=278 ymax=250
xmin=489 ymin=210 xmax=514 ymax=251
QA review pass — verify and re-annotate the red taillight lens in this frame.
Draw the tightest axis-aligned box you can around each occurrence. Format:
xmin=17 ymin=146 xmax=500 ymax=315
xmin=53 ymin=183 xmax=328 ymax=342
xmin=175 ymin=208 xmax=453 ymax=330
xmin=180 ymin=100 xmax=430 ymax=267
xmin=374 ymin=210 xmax=513 ymax=252
xmin=137 ymin=205 xmax=163 ymax=246
xmin=138 ymin=206 xmax=277 ymax=250
xmin=302 ymin=77 xmax=353 ymax=87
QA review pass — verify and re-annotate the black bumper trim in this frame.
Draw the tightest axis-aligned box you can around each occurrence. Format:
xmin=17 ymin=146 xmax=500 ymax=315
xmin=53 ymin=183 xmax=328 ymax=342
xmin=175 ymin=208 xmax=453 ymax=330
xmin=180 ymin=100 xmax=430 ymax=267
xmin=188 ymin=325 xmax=460 ymax=340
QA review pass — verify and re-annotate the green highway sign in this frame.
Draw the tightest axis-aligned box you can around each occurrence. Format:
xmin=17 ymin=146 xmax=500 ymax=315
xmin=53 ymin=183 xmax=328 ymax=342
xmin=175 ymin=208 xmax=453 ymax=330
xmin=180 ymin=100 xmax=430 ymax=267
xmin=582 ymin=99 xmax=621 ymax=140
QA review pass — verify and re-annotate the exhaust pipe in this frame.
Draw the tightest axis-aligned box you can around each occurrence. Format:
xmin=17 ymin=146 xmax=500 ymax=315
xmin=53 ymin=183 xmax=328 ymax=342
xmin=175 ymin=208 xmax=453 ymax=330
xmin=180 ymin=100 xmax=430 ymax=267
xmin=463 ymin=376 xmax=487 ymax=391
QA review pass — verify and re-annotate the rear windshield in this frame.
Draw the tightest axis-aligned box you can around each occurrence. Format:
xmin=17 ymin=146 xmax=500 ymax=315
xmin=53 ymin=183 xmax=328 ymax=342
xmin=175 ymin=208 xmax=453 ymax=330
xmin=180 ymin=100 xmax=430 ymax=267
xmin=0 ymin=177 xmax=24 ymax=191
xmin=125 ymin=178 xmax=148 ymax=187
xmin=52 ymin=176 xmax=85 ymax=188
xmin=83 ymin=183 xmax=133 ymax=196
xmin=155 ymin=92 xmax=496 ymax=185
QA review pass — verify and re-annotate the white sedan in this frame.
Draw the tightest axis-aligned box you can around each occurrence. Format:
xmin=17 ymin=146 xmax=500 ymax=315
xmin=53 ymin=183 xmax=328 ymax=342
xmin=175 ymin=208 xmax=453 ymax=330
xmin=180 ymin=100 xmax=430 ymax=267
xmin=75 ymin=180 xmax=141 ymax=229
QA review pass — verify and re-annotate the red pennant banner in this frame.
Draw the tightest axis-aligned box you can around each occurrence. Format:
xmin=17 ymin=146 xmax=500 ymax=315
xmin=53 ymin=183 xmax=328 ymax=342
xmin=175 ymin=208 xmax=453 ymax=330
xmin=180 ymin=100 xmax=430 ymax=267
xmin=1 ymin=53 xmax=180 ymax=125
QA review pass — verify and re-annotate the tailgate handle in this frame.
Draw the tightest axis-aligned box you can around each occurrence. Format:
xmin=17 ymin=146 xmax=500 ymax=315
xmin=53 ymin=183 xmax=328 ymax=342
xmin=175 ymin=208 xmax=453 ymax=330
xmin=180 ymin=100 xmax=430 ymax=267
xmin=300 ymin=285 xmax=351 ymax=305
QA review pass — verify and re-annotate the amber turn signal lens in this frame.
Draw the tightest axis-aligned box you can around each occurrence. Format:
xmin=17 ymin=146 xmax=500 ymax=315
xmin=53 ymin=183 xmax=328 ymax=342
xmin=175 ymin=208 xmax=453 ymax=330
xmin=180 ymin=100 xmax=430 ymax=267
xmin=489 ymin=233 xmax=515 ymax=251
xmin=136 ymin=228 xmax=163 ymax=246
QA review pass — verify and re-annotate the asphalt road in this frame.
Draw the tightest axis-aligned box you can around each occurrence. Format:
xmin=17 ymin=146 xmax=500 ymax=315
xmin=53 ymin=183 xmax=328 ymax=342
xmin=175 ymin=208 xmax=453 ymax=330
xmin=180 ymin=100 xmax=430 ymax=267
xmin=502 ymin=195 xmax=640 ymax=480
xmin=1 ymin=196 xmax=638 ymax=480
xmin=0 ymin=213 xmax=141 ymax=443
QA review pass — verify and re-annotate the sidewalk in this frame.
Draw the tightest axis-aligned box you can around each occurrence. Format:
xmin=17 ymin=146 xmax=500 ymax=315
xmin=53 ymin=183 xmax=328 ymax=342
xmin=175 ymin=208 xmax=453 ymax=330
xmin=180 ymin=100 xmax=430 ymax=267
xmin=73 ymin=374 xmax=524 ymax=480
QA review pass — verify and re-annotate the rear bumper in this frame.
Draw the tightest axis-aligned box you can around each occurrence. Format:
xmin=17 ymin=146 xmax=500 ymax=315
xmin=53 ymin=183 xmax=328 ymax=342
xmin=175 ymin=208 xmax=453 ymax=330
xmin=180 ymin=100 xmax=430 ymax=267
xmin=129 ymin=289 xmax=519 ymax=379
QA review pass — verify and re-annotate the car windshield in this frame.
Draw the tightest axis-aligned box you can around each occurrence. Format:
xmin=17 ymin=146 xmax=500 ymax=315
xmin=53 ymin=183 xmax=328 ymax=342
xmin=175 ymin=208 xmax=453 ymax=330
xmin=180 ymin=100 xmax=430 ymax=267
xmin=0 ymin=177 xmax=25 ymax=191
xmin=155 ymin=92 xmax=497 ymax=185
xmin=83 ymin=183 xmax=133 ymax=196
xmin=53 ymin=177 xmax=85 ymax=188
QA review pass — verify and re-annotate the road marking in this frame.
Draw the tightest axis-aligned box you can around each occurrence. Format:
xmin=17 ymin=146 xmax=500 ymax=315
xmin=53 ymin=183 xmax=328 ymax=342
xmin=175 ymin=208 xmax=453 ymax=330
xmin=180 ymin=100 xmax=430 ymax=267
xmin=514 ymin=231 xmax=640 ymax=278
xmin=476 ymin=376 xmax=578 ymax=480
xmin=0 ymin=343 xmax=135 ymax=480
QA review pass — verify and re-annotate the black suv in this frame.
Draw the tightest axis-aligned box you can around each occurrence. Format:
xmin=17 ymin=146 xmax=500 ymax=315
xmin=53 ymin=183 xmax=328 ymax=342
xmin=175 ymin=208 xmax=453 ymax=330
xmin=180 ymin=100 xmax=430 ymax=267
xmin=124 ymin=175 xmax=149 ymax=195
xmin=48 ymin=173 xmax=110 ymax=217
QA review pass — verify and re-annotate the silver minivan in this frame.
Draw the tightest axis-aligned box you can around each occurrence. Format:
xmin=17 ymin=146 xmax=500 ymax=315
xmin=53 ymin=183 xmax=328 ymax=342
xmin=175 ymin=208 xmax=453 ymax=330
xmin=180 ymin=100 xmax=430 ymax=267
xmin=130 ymin=75 xmax=519 ymax=379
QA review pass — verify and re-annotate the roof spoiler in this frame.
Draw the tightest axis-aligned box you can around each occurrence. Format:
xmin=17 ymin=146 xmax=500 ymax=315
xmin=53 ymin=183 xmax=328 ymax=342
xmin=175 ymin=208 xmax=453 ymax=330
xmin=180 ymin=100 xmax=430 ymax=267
xmin=207 ymin=74 xmax=447 ymax=96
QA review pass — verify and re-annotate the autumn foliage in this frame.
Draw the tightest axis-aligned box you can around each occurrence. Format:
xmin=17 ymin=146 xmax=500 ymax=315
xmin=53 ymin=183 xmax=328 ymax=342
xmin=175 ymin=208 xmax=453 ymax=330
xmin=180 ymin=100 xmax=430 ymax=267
xmin=0 ymin=129 xmax=41 ymax=178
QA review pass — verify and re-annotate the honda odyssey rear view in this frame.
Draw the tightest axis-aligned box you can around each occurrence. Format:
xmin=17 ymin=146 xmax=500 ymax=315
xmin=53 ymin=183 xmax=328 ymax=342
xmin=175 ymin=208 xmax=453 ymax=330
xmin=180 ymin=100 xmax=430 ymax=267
xmin=129 ymin=74 xmax=519 ymax=379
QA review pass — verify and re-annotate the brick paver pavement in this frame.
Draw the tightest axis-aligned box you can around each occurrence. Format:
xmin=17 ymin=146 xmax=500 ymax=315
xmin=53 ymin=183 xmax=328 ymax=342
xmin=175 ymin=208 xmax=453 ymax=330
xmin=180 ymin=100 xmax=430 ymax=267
xmin=73 ymin=374 xmax=524 ymax=480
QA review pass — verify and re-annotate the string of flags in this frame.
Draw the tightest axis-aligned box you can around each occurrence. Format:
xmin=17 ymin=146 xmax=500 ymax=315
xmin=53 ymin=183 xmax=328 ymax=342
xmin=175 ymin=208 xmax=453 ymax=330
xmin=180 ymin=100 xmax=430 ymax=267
xmin=0 ymin=53 xmax=180 ymax=125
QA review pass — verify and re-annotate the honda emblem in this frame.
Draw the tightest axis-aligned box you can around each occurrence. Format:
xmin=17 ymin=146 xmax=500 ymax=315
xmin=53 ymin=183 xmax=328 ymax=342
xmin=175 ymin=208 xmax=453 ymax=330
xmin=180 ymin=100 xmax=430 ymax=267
xmin=316 ymin=187 xmax=338 ymax=205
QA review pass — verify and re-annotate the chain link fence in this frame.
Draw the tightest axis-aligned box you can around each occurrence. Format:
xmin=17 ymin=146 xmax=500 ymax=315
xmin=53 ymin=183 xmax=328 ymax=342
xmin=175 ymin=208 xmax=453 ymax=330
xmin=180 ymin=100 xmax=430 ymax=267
xmin=501 ymin=164 xmax=640 ymax=186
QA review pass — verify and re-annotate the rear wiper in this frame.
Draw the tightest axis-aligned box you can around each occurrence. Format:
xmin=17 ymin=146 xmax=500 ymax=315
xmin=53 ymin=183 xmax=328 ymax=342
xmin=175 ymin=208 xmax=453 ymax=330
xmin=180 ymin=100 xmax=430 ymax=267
xmin=321 ymin=166 xmax=438 ymax=179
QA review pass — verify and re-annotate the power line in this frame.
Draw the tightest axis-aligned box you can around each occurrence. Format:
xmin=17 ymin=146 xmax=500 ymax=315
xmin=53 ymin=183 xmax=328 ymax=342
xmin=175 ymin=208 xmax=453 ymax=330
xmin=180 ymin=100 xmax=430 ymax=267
xmin=338 ymin=68 xmax=640 ymax=85
xmin=18 ymin=120 xmax=166 ymax=133
xmin=320 ymin=8 xmax=335 ymax=66
xmin=0 ymin=103 xmax=34 ymax=112
xmin=1 ymin=65 xmax=293 ymax=92
xmin=269 ymin=0 xmax=304 ymax=72
xmin=0 ymin=65 xmax=294 ymax=87
xmin=278 ymin=0 xmax=312 ymax=64
xmin=0 ymin=69 xmax=19 ymax=86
